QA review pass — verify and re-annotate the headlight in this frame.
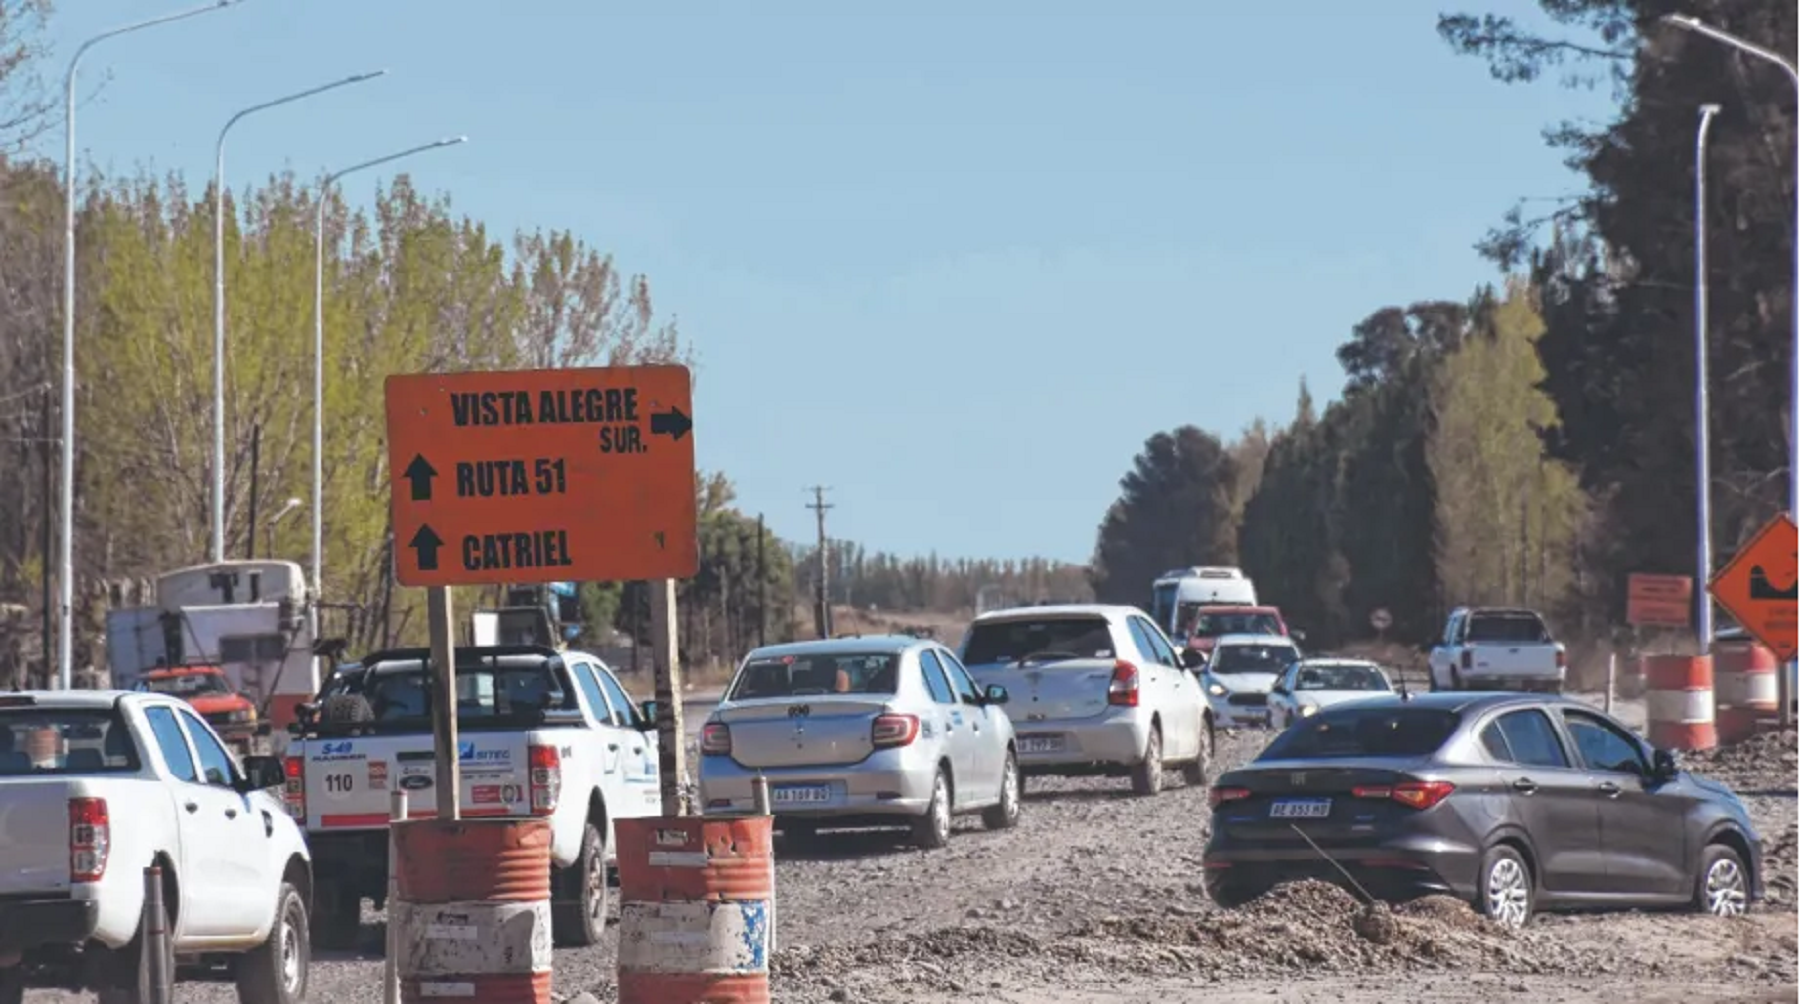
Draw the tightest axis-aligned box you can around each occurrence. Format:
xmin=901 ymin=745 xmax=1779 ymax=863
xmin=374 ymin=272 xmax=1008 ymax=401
xmin=1206 ymin=682 xmax=1228 ymax=697
xmin=228 ymin=708 xmax=253 ymax=723
xmin=1299 ymin=704 xmax=1319 ymax=717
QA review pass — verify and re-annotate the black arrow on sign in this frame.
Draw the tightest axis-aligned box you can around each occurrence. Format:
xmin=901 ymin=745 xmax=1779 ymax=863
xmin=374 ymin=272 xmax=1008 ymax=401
xmin=404 ymin=454 xmax=438 ymax=502
xmin=409 ymin=524 xmax=445 ymax=572
xmin=650 ymin=406 xmax=692 ymax=441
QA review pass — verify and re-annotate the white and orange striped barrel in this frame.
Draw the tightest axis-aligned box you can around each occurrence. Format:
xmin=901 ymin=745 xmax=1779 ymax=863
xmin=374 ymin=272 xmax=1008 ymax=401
xmin=1713 ymin=642 xmax=1780 ymax=744
xmin=1642 ymin=655 xmax=1716 ymax=751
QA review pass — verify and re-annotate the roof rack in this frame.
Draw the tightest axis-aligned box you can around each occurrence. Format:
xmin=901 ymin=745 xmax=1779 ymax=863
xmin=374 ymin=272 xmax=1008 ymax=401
xmin=358 ymin=644 xmax=562 ymax=667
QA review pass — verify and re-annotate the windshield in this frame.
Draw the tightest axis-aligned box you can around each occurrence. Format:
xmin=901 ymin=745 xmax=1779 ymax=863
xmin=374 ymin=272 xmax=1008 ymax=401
xmin=961 ymin=617 xmax=1115 ymax=666
xmin=1294 ymin=664 xmax=1389 ymax=691
xmin=335 ymin=659 xmax=572 ymax=725
xmin=729 ymin=653 xmax=900 ymax=700
xmin=1150 ymin=583 xmax=1178 ymax=630
xmin=1466 ymin=612 xmax=1550 ymax=643
xmin=1181 ymin=607 xmax=1282 ymax=638
xmin=0 ymin=708 xmax=142 ymax=776
xmin=140 ymin=672 xmax=230 ymax=697
xmin=1211 ymin=643 xmax=1299 ymax=675
xmin=1260 ymin=706 xmax=1459 ymax=760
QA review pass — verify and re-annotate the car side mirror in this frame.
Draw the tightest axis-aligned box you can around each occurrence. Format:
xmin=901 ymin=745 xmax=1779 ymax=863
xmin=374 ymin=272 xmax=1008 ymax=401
xmin=237 ymin=755 xmax=286 ymax=792
xmin=638 ymin=699 xmax=660 ymax=727
xmin=1652 ymin=748 xmax=1677 ymax=780
xmin=1179 ymin=648 xmax=1206 ymax=670
xmin=984 ymin=684 xmax=1010 ymax=705
xmin=1291 ymin=630 xmax=1307 ymax=644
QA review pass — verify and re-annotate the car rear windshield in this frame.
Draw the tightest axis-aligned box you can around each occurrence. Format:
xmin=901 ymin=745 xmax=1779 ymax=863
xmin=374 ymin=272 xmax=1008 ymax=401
xmin=0 ymin=708 xmax=142 ymax=776
xmin=1466 ymin=612 xmax=1550 ymax=643
xmin=1258 ymin=707 xmax=1460 ymax=760
xmin=317 ymin=658 xmax=573 ymax=730
xmin=960 ymin=617 xmax=1115 ymax=666
xmin=1211 ymin=643 xmax=1299 ymax=674
xmin=1181 ymin=608 xmax=1282 ymax=638
xmin=729 ymin=653 xmax=901 ymax=700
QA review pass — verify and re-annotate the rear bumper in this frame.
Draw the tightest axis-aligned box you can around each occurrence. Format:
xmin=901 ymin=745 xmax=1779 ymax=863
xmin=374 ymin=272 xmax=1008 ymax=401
xmin=1202 ymin=834 xmax=1482 ymax=903
xmin=1011 ymin=710 xmax=1149 ymax=771
xmin=698 ymin=752 xmax=935 ymax=819
xmin=0 ymin=898 xmax=99 ymax=954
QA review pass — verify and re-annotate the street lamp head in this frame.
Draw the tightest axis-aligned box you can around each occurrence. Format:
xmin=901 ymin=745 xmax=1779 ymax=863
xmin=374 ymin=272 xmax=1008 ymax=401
xmin=1699 ymin=103 xmax=1722 ymax=114
xmin=1661 ymin=13 xmax=1701 ymax=29
xmin=440 ymin=135 xmax=470 ymax=147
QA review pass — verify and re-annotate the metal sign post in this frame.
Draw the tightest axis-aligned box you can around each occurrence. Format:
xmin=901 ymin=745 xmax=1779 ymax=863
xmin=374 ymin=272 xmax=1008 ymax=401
xmin=427 ymin=586 xmax=460 ymax=820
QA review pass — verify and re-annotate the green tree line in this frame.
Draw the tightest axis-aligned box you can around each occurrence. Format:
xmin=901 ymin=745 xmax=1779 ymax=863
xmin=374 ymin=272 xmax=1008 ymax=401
xmin=1092 ymin=1 xmax=1794 ymax=649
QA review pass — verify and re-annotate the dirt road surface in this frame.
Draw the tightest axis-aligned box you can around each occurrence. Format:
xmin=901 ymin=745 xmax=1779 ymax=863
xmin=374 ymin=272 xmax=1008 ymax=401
xmin=23 ymin=689 xmax=1796 ymax=1002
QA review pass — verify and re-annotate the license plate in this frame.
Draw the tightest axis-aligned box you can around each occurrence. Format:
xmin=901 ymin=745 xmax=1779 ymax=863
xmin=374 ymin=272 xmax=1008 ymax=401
xmin=1269 ymin=798 xmax=1332 ymax=819
xmin=1018 ymin=736 xmax=1065 ymax=754
xmin=772 ymin=785 xmax=830 ymax=805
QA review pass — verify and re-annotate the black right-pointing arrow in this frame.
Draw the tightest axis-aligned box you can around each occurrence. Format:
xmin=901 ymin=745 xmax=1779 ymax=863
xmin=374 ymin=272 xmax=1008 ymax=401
xmin=404 ymin=454 xmax=438 ymax=502
xmin=409 ymin=524 xmax=445 ymax=572
xmin=650 ymin=406 xmax=692 ymax=441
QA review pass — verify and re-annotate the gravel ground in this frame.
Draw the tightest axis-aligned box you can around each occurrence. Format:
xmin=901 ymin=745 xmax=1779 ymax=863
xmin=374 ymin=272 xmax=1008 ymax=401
xmin=24 ymin=693 xmax=1797 ymax=1002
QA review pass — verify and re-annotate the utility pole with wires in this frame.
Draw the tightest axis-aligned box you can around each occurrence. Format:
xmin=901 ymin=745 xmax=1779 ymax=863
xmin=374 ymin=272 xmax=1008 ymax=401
xmin=806 ymin=486 xmax=833 ymax=639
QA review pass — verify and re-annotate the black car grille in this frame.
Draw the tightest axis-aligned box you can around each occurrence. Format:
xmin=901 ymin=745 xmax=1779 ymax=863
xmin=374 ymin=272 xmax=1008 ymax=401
xmin=1227 ymin=693 xmax=1267 ymax=707
xmin=204 ymin=710 xmax=240 ymax=727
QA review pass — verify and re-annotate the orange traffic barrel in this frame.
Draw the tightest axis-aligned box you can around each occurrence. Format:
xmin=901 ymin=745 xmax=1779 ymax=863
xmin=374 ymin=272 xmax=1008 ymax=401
xmin=1643 ymin=655 xmax=1717 ymax=751
xmin=390 ymin=818 xmax=553 ymax=1004
xmin=1713 ymin=642 xmax=1780 ymax=743
xmin=615 ymin=815 xmax=774 ymax=1004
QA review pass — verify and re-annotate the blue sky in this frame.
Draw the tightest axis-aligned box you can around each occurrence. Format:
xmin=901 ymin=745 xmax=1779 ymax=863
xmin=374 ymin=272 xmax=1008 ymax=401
xmin=33 ymin=1 xmax=1617 ymax=565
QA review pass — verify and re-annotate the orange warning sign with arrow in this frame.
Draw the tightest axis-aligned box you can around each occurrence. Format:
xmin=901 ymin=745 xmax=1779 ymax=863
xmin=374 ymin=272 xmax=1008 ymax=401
xmin=1707 ymin=513 xmax=1799 ymax=662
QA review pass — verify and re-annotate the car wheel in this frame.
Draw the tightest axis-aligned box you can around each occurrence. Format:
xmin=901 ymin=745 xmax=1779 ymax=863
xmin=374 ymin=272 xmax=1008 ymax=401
xmin=308 ymin=880 xmax=361 ymax=951
xmin=552 ymin=820 xmax=609 ymax=947
xmin=982 ymin=752 xmax=1022 ymax=830
xmin=1130 ymin=728 xmax=1164 ymax=797
xmin=1475 ymin=844 xmax=1533 ymax=929
xmin=911 ymin=770 xmax=952 ymax=850
xmin=1693 ymin=843 xmax=1750 ymax=917
xmin=234 ymin=880 xmax=309 ymax=1004
xmin=1181 ymin=727 xmax=1208 ymax=786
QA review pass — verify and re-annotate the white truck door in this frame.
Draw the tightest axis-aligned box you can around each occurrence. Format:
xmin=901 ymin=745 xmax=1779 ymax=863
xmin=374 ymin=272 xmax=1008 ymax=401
xmin=593 ymin=665 xmax=661 ymax=818
xmin=566 ymin=660 xmax=629 ymax=834
xmin=175 ymin=708 xmax=275 ymax=934
xmin=140 ymin=706 xmax=235 ymax=938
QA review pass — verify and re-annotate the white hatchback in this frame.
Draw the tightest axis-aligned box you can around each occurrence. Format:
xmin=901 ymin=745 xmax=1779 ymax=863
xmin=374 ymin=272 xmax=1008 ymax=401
xmin=1267 ymin=658 xmax=1397 ymax=729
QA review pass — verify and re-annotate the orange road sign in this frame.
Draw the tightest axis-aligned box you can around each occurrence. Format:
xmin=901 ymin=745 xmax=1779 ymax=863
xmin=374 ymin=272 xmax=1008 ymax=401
xmin=384 ymin=364 xmax=699 ymax=587
xmin=1707 ymin=513 xmax=1798 ymax=662
xmin=1626 ymin=573 xmax=1692 ymax=629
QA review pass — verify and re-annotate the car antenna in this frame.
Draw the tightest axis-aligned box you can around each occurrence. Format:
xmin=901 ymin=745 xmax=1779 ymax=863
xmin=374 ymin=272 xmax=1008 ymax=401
xmin=1398 ymin=668 xmax=1412 ymax=701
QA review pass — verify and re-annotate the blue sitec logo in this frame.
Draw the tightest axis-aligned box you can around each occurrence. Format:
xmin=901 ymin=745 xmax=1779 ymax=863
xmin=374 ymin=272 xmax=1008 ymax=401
xmin=456 ymin=741 xmax=509 ymax=762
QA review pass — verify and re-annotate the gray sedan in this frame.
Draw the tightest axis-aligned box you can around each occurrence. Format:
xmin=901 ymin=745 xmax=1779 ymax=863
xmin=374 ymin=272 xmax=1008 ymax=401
xmin=697 ymin=635 xmax=1022 ymax=850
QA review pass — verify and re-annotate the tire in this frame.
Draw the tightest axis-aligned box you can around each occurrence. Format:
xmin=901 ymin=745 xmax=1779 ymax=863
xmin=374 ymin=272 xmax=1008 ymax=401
xmin=1692 ymin=843 xmax=1750 ymax=917
xmin=552 ymin=820 xmax=609 ymax=947
xmin=234 ymin=881 xmax=309 ymax=1004
xmin=96 ymin=887 xmax=175 ymax=1004
xmin=1181 ymin=729 xmax=1209 ymax=787
xmin=0 ymin=967 xmax=23 ymax=1004
xmin=981 ymin=752 xmax=1022 ymax=830
xmin=911 ymin=769 xmax=952 ymax=850
xmin=1475 ymin=844 xmax=1533 ymax=929
xmin=1130 ymin=728 xmax=1164 ymax=797
xmin=308 ymin=879 xmax=361 ymax=951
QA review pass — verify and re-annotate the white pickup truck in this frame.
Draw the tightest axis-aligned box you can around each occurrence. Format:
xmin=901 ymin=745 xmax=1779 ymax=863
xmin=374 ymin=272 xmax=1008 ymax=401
xmin=0 ymin=690 xmax=311 ymax=1004
xmin=282 ymin=644 xmax=660 ymax=951
xmin=1427 ymin=606 xmax=1567 ymax=693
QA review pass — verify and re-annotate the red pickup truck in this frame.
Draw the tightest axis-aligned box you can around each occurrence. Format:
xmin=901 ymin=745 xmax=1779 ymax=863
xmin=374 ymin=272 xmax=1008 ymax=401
xmin=132 ymin=663 xmax=266 ymax=752
xmin=1176 ymin=605 xmax=1294 ymax=655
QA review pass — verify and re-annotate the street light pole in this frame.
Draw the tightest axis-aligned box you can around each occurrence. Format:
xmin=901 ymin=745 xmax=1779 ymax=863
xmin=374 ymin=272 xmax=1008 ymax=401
xmin=59 ymin=0 xmax=240 ymax=690
xmin=1694 ymin=103 xmax=1721 ymax=653
xmin=1663 ymin=13 xmax=1799 ymax=727
xmin=212 ymin=69 xmax=386 ymax=566
xmin=311 ymin=137 xmax=469 ymax=638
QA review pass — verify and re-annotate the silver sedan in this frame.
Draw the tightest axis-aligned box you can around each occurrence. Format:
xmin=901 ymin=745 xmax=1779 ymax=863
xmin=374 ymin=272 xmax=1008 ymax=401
xmin=697 ymin=635 xmax=1022 ymax=850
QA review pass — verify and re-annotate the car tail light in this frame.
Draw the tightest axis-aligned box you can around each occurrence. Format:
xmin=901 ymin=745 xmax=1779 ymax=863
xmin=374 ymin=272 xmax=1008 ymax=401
xmin=282 ymin=756 xmax=305 ymax=820
xmin=1460 ymin=650 xmax=1473 ymax=670
xmin=1108 ymin=661 xmax=1140 ymax=707
xmin=69 ymin=798 xmax=110 ymax=884
xmin=528 ymin=744 xmax=562 ymax=816
xmin=871 ymin=713 xmax=921 ymax=749
xmin=1208 ymin=785 xmax=1251 ymax=809
xmin=1353 ymin=780 xmax=1455 ymax=811
xmin=700 ymin=723 xmax=733 ymax=757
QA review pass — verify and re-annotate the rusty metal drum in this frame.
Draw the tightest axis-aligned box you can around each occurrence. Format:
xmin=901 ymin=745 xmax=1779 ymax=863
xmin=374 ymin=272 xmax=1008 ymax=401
xmin=615 ymin=815 xmax=774 ymax=1004
xmin=391 ymin=817 xmax=554 ymax=1004
xmin=1714 ymin=641 xmax=1780 ymax=743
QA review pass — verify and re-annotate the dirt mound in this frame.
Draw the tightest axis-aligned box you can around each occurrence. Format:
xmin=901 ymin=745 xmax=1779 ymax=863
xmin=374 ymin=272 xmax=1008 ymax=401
xmin=1683 ymin=729 xmax=1798 ymax=792
xmin=1397 ymin=894 xmax=1490 ymax=931
xmin=1760 ymin=821 xmax=1798 ymax=907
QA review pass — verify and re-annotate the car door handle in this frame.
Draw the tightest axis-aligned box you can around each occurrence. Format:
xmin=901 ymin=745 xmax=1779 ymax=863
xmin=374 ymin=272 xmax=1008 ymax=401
xmin=632 ymin=747 xmax=644 ymax=755
xmin=608 ymin=743 xmax=620 ymax=752
xmin=1510 ymin=778 xmax=1538 ymax=795
xmin=184 ymin=801 xmax=199 ymax=813
xmin=225 ymin=807 xmax=238 ymax=819
xmin=1597 ymin=781 xmax=1622 ymax=798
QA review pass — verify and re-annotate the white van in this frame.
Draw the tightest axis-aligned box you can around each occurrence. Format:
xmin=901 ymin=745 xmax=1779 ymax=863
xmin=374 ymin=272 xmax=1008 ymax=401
xmin=1149 ymin=567 xmax=1258 ymax=637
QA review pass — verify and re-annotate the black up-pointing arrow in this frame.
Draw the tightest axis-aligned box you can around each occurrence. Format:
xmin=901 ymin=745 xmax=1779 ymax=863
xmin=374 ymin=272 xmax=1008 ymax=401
xmin=650 ymin=406 xmax=692 ymax=441
xmin=409 ymin=524 xmax=445 ymax=571
xmin=404 ymin=454 xmax=438 ymax=502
